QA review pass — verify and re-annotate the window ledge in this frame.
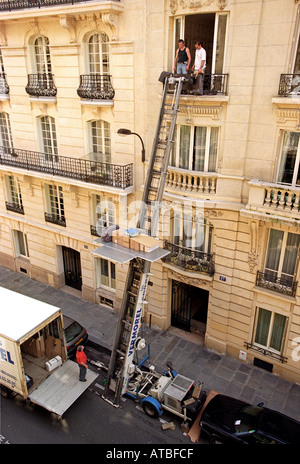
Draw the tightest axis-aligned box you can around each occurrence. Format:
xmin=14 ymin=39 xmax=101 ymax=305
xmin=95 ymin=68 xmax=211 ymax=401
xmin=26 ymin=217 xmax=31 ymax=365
xmin=80 ymin=99 xmax=114 ymax=107
xmin=253 ymin=285 xmax=296 ymax=303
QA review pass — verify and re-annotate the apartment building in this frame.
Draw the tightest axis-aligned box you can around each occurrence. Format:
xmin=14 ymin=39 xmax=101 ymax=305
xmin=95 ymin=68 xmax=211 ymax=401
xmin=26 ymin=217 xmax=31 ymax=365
xmin=0 ymin=0 xmax=299 ymax=384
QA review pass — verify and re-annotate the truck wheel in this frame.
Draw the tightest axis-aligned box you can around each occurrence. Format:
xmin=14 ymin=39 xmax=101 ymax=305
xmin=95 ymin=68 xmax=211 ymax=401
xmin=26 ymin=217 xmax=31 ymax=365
xmin=0 ymin=386 xmax=12 ymax=399
xmin=142 ymin=401 xmax=159 ymax=418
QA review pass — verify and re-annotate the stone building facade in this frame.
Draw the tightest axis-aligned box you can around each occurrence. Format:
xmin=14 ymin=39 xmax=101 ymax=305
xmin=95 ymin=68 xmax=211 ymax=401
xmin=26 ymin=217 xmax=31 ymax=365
xmin=0 ymin=0 xmax=300 ymax=383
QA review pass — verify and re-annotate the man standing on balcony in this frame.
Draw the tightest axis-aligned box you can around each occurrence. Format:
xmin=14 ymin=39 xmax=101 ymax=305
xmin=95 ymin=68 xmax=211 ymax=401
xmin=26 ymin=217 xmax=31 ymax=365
xmin=191 ymin=41 xmax=206 ymax=95
xmin=173 ymin=39 xmax=191 ymax=75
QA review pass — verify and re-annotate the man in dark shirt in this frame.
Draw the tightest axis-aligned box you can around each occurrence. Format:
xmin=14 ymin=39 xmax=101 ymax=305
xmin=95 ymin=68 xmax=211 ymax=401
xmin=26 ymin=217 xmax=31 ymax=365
xmin=76 ymin=345 xmax=88 ymax=381
xmin=173 ymin=39 xmax=191 ymax=74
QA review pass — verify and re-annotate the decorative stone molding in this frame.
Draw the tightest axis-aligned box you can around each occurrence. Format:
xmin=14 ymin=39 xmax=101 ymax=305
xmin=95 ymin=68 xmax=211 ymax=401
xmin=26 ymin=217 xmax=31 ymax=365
xmin=101 ymin=13 xmax=118 ymax=41
xmin=248 ymin=219 xmax=262 ymax=272
xmin=59 ymin=15 xmax=76 ymax=44
xmin=277 ymin=107 xmax=299 ymax=123
xmin=168 ymin=267 xmax=210 ymax=287
xmin=63 ymin=184 xmax=79 ymax=207
xmin=54 ymin=233 xmax=79 ymax=250
xmin=169 ymin=0 xmax=227 ymax=14
xmin=179 ymin=104 xmax=223 ymax=121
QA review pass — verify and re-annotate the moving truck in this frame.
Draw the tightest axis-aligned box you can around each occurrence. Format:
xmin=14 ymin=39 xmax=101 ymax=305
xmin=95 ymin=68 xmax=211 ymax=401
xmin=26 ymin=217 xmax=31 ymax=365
xmin=0 ymin=287 xmax=98 ymax=417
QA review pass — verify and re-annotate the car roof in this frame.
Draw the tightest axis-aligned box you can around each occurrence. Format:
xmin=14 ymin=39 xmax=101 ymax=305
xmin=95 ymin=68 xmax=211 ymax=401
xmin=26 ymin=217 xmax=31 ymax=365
xmin=202 ymin=394 xmax=249 ymax=431
xmin=258 ymin=409 xmax=300 ymax=444
xmin=63 ymin=315 xmax=76 ymax=329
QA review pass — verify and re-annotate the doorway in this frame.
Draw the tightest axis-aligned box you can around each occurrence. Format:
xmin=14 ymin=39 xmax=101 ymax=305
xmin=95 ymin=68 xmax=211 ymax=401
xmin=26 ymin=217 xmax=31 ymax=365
xmin=171 ymin=280 xmax=208 ymax=334
xmin=62 ymin=246 xmax=82 ymax=291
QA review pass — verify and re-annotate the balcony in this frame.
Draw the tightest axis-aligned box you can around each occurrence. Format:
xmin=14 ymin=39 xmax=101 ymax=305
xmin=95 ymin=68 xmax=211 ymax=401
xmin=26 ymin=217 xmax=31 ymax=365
xmin=77 ymin=74 xmax=115 ymax=103
xmin=278 ymin=74 xmax=300 ymax=96
xmin=0 ymin=146 xmax=133 ymax=190
xmin=0 ymin=0 xmax=120 ymax=11
xmin=44 ymin=212 xmax=66 ymax=227
xmin=25 ymin=74 xmax=57 ymax=98
xmin=163 ymin=241 xmax=215 ymax=276
xmin=256 ymin=270 xmax=297 ymax=298
xmin=5 ymin=201 xmax=24 ymax=215
xmin=169 ymin=73 xmax=229 ymax=97
xmin=0 ymin=73 xmax=9 ymax=99
xmin=243 ymin=179 xmax=300 ymax=222
xmin=166 ymin=167 xmax=217 ymax=196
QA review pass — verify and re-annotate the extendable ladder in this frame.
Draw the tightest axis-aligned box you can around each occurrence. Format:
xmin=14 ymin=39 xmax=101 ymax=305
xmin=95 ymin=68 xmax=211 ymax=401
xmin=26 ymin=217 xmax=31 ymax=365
xmin=103 ymin=75 xmax=186 ymax=406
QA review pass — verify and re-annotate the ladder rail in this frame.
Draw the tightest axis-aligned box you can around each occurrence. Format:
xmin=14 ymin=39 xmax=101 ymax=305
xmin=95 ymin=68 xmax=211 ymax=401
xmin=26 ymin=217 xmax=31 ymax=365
xmin=103 ymin=75 xmax=186 ymax=406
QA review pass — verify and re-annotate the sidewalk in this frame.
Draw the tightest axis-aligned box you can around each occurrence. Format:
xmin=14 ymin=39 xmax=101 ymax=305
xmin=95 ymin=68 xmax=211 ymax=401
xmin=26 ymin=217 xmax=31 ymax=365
xmin=1 ymin=264 xmax=299 ymax=422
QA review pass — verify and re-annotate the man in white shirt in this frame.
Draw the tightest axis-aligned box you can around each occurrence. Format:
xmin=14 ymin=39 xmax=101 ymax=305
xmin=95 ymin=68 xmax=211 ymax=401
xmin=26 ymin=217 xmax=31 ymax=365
xmin=191 ymin=41 xmax=206 ymax=95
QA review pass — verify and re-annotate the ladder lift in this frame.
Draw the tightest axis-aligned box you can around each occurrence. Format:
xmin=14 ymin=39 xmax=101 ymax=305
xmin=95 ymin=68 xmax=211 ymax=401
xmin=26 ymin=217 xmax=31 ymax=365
xmin=101 ymin=73 xmax=187 ymax=407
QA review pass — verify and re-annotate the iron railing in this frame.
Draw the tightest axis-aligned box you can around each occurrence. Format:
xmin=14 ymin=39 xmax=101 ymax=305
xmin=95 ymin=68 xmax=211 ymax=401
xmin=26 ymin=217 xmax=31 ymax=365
xmin=25 ymin=73 xmax=57 ymax=97
xmin=0 ymin=146 xmax=133 ymax=189
xmin=0 ymin=0 xmax=119 ymax=11
xmin=244 ymin=342 xmax=288 ymax=364
xmin=5 ymin=201 xmax=24 ymax=214
xmin=0 ymin=73 xmax=9 ymax=96
xmin=77 ymin=74 xmax=115 ymax=100
xmin=44 ymin=212 xmax=66 ymax=227
xmin=163 ymin=241 xmax=215 ymax=276
xmin=278 ymin=73 xmax=300 ymax=96
xmin=256 ymin=270 xmax=298 ymax=297
xmin=203 ymin=73 xmax=229 ymax=95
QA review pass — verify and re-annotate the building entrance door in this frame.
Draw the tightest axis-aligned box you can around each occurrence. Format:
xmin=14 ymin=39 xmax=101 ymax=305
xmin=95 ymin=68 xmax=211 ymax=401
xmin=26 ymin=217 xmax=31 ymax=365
xmin=171 ymin=280 xmax=208 ymax=333
xmin=62 ymin=246 xmax=82 ymax=291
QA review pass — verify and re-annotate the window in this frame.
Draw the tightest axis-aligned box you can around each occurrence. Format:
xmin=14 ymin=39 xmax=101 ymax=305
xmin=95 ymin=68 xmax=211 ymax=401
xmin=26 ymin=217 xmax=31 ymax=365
xmin=5 ymin=175 xmax=23 ymax=209
xmin=88 ymin=33 xmax=110 ymax=74
xmin=13 ymin=230 xmax=29 ymax=257
xmin=89 ymin=119 xmax=111 ymax=157
xmin=34 ymin=36 xmax=52 ymax=74
xmin=276 ymin=131 xmax=300 ymax=186
xmin=171 ymin=125 xmax=218 ymax=172
xmin=264 ymin=229 xmax=300 ymax=286
xmin=254 ymin=308 xmax=287 ymax=354
xmin=0 ymin=112 xmax=13 ymax=150
xmin=39 ymin=115 xmax=58 ymax=162
xmin=45 ymin=184 xmax=65 ymax=224
xmin=171 ymin=209 xmax=213 ymax=252
xmin=96 ymin=258 xmax=116 ymax=289
xmin=93 ymin=194 xmax=116 ymax=232
xmin=173 ymin=13 xmax=228 ymax=74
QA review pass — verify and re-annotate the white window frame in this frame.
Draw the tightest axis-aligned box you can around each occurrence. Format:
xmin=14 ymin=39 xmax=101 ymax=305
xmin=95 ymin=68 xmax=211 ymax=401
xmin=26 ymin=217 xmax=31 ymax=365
xmin=45 ymin=184 xmax=65 ymax=220
xmin=13 ymin=229 xmax=29 ymax=258
xmin=96 ymin=258 xmax=116 ymax=290
xmin=34 ymin=36 xmax=52 ymax=74
xmin=276 ymin=131 xmax=300 ymax=186
xmin=86 ymin=32 xmax=110 ymax=75
xmin=5 ymin=174 xmax=23 ymax=208
xmin=171 ymin=124 xmax=218 ymax=172
xmin=0 ymin=112 xmax=13 ymax=149
xmin=171 ymin=209 xmax=213 ymax=252
xmin=253 ymin=307 xmax=287 ymax=355
xmin=264 ymin=229 xmax=300 ymax=281
xmin=88 ymin=119 xmax=111 ymax=158
xmin=38 ymin=115 xmax=58 ymax=162
xmin=173 ymin=12 xmax=228 ymax=74
xmin=93 ymin=194 xmax=116 ymax=231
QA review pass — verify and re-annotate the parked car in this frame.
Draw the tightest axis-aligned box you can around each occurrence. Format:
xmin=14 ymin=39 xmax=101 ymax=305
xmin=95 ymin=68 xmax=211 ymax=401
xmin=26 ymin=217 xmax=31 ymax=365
xmin=200 ymin=393 xmax=300 ymax=444
xmin=63 ymin=316 xmax=88 ymax=357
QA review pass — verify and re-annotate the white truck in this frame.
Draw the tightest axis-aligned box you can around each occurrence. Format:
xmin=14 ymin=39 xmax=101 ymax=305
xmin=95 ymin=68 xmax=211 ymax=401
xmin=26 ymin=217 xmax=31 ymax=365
xmin=0 ymin=287 xmax=98 ymax=417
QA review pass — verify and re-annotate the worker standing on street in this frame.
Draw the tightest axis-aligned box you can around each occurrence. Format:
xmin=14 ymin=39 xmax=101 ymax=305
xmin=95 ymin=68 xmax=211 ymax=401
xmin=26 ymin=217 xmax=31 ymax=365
xmin=76 ymin=345 xmax=88 ymax=381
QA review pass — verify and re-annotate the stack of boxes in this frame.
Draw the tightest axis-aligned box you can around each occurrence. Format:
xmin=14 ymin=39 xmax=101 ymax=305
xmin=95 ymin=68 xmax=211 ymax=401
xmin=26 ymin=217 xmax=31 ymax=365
xmin=111 ymin=228 xmax=160 ymax=253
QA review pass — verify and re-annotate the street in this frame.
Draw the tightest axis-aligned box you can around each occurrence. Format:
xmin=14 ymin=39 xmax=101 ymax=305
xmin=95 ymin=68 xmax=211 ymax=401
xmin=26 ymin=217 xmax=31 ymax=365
xmin=0 ymin=343 xmax=207 ymax=446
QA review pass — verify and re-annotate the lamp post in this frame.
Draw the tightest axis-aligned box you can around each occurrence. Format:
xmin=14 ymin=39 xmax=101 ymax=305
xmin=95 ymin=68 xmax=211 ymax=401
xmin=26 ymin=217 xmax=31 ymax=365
xmin=117 ymin=128 xmax=145 ymax=163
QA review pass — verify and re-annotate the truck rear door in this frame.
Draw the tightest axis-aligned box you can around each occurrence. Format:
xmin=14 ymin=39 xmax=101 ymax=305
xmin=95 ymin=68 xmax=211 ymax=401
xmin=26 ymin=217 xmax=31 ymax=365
xmin=28 ymin=360 xmax=98 ymax=417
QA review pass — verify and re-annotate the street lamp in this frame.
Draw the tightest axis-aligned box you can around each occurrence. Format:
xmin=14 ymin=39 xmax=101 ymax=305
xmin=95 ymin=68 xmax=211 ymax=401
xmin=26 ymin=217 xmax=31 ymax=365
xmin=117 ymin=128 xmax=145 ymax=163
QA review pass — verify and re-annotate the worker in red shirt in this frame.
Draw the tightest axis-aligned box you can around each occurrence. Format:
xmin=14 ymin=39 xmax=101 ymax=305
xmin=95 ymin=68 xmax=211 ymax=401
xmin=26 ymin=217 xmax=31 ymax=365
xmin=76 ymin=345 xmax=88 ymax=381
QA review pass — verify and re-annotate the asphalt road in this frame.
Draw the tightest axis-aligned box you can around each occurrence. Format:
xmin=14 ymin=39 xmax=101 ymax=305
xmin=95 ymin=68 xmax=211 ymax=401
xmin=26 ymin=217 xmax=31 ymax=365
xmin=0 ymin=343 xmax=207 ymax=447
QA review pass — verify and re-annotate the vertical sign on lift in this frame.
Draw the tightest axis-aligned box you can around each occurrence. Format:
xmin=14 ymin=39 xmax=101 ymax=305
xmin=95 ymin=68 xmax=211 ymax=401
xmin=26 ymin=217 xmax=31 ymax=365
xmin=121 ymin=272 xmax=150 ymax=396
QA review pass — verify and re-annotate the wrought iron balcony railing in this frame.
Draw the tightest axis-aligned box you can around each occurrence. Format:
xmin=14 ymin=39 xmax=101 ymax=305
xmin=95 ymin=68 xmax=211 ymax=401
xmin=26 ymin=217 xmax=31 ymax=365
xmin=244 ymin=342 xmax=287 ymax=364
xmin=44 ymin=212 xmax=66 ymax=227
xmin=203 ymin=73 xmax=229 ymax=95
xmin=5 ymin=201 xmax=24 ymax=214
xmin=0 ymin=0 xmax=120 ymax=11
xmin=163 ymin=241 xmax=215 ymax=276
xmin=0 ymin=146 xmax=133 ymax=189
xmin=25 ymin=74 xmax=57 ymax=97
xmin=256 ymin=270 xmax=298 ymax=297
xmin=77 ymin=74 xmax=115 ymax=100
xmin=278 ymin=73 xmax=300 ymax=96
xmin=0 ymin=73 xmax=9 ymax=96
